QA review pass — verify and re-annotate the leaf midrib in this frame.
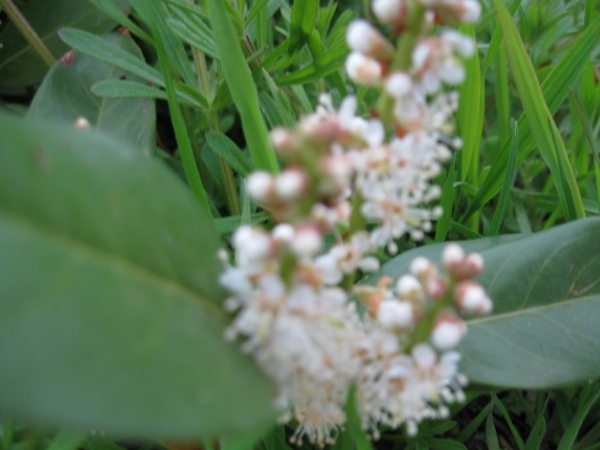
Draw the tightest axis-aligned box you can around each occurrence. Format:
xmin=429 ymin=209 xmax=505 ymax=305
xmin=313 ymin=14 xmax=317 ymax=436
xmin=0 ymin=208 xmax=226 ymax=320
xmin=467 ymin=294 xmax=600 ymax=326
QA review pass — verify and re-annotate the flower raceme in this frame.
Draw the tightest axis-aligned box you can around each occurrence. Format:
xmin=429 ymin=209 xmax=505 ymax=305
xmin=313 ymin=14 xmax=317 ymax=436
xmin=218 ymin=0 xmax=490 ymax=445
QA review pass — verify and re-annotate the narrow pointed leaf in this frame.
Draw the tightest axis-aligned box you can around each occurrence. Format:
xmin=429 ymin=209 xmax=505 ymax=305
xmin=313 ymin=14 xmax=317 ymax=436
xmin=206 ymin=0 xmax=279 ymax=173
xmin=493 ymin=0 xmax=584 ymax=221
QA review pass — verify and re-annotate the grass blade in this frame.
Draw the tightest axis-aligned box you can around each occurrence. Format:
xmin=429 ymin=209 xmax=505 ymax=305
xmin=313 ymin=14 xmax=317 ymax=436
xmin=140 ymin=3 xmax=212 ymax=220
xmin=491 ymin=0 xmax=584 ymax=221
xmin=463 ymin=15 xmax=600 ymax=219
xmin=206 ymin=0 xmax=279 ymax=173
xmin=434 ymin=156 xmax=456 ymax=242
xmin=488 ymin=122 xmax=518 ymax=236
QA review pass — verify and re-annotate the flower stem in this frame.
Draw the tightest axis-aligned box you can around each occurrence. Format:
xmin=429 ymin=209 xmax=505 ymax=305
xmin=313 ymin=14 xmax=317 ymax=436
xmin=0 ymin=0 xmax=55 ymax=68
xmin=376 ymin=5 xmax=426 ymax=129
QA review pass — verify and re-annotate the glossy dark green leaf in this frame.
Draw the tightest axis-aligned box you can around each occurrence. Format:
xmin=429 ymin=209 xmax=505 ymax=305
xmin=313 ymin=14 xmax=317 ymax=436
xmin=366 ymin=218 xmax=600 ymax=388
xmin=27 ymin=34 xmax=155 ymax=155
xmin=0 ymin=0 xmax=128 ymax=88
xmin=0 ymin=112 xmax=275 ymax=437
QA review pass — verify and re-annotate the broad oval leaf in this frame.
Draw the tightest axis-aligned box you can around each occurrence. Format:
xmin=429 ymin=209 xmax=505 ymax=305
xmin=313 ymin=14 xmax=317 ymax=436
xmin=0 ymin=0 xmax=128 ymax=88
xmin=366 ymin=218 xmax=600 ymax=388
xmin=27 ymin=33 xmax=155 ymax=155
xmin=0 ymin=112 xmax=275 ymax=437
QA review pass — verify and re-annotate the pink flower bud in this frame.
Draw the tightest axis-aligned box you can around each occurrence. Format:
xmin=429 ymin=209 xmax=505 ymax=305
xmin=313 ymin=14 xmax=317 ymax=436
xmin=461 ymin=0 xmax=481 ymax=23
xmin=386 ymin=72 xmax=413 ymax=98
xmin=346 ymin=20 xmax=393 ymax=59
xmin=291 ymin=225 xmax=323 ymax=258
xmin=441 ymin=243 xmax=465 ymax=268
xmin=431 ymin=315 xmax=467 ymax=350
xmin=345 ymin=52 xmax=382 ymax=86
xmin=410 ymin=256 xmax=434 ymax=278
xmin=275 ymin=169 xmax=307 ymax=201
xmin=372 ymin=0 xmax=406 ymax=25
xmin=465 ymin=253 xmax=484 ymax=276
xmin=246 ymin=171 xmax=273 ymax=202
xmin=270 ymin=127 xmax=295 ymax=153
xmin=425 ymin=276 xmax=446 ymax=299
xmin=455 ymin=281 xmax=492 ymax=315
xmin=396 ymin=274 xmax=421 ymax=296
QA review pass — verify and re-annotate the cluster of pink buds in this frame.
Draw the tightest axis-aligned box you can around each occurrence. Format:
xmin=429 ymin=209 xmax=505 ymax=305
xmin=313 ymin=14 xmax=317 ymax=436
xmin=218 ymin=0 xmax=491 ymax=445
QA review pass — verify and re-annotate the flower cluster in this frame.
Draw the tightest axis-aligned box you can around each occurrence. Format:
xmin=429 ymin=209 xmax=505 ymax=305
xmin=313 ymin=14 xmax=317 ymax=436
xmin=218 ymin=0 xmax=490 ymax=446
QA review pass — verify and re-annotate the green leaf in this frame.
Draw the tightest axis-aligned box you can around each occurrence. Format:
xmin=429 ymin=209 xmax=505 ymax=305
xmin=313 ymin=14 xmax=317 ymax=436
xmin=457 ymin=25 xmax=484 ymax=186
xmin=487 ymin=122 xmax=518 ymax=236
xmin=557 ymin=389 xmax=600 ymax=450
xmin=0 ymin=0 xmax=128 ymax=88
xmin=288 ymin=0 xmax=319 ymax=55
xmin=206 ymin=132 xmax=254 ymax=177
xmin=59 ymin=28 xmax=163 ymax=85
xmin=275 ymin=39 xmax=348 ymax=85
xmin=367 ymin=218 xmax=600 ymax=388
xmin=493 ymin=0 xmax=584 ymax=221
xmin=0 ymin=111 xmax=274 ymax=437
xmin=166 ymin=17 xmax=220 ymax=60
xmin=27 ymin=34 xmax=155 ymax=155
xmin=138 ymin=2 xmax=213 ymax=218
xmin=464 ymin=15 xmax=600 ymax=219
xmin=206 ymin=0 xmax=279 ymax=173
xmin=85 ymin=0 xmax=152 ymax=44
xmin=434 ymin=156 xmax=456 ymax=243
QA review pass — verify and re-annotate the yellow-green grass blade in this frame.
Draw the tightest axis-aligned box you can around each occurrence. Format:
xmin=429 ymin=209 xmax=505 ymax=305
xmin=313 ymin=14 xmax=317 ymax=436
xmin=206 ymin=0 xmax=279 ymax=173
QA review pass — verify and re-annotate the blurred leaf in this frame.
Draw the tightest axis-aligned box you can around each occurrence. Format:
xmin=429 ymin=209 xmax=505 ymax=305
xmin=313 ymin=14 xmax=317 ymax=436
xmin=0 ymin=111 xmax=275 ymax=437
xmin=0 ymin=0 xmax=128 ymax=88
xmin=493 ymin=0 xmax=584 ymax=221
xmin=367 ymin=218 xmax=600 ymax=388
xmin=27 ymin=33 xmax=155 ymax=155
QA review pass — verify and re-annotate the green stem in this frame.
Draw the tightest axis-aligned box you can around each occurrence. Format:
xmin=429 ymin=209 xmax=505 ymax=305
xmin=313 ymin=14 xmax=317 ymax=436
xmin=0 ymin=0 xmax=55 ymax=67
xmin=405 ymin=293 xmax=451 ymax=353
xmin=376 ymin=5 xmax=426 ymax=128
